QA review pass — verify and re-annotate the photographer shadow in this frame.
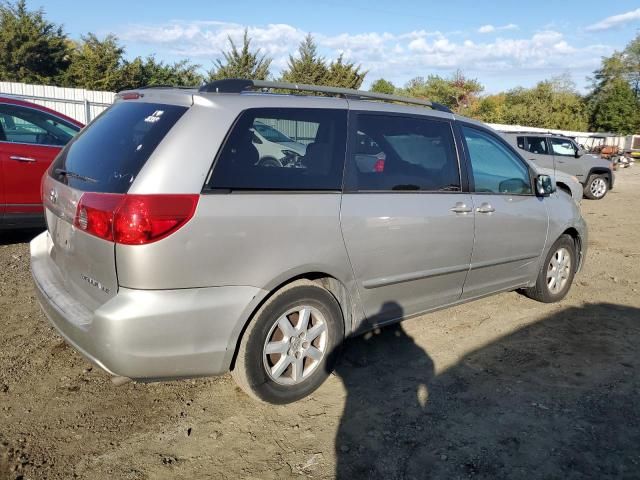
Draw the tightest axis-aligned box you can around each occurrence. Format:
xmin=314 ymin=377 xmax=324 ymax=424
xmin=332 ymin=301 xmax=436 ymax=478
xmin=331 ymin=302 xmax=640 ymax=479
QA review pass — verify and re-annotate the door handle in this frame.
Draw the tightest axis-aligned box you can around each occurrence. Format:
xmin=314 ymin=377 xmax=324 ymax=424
xmin=9 ymin=155 xmax=36 ymax=163
xmin=450 ymin=202 xmax=472 ymax=214
xmin=476 ymin=203 xmax=495 ymax=214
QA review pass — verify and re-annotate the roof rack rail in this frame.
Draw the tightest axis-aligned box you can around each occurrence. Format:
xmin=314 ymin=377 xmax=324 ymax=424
xmin=134 ymin=84 xmax=196 ymax=90
xmin=498 ymin=130 xmax=570 ymax=137
xmin=198 ymin=78 xmax=453 ymax=113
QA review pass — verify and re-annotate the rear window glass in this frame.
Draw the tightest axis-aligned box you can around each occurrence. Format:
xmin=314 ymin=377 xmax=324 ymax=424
xmin=206 ymin=108 xmax=347 ymax=191
xmin=50 ymin=102 xmax=187 ymax=193
xmin=525 ymin=136 xmax=549 ymax=155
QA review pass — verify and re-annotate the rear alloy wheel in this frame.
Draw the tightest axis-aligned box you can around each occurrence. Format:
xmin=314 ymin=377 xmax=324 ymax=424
xmin=232 ymin=281 xmax=343 ymax=404
xmin=263 ymin=305 xmax=328 ymax=385
xmin=524 ymin=234 xmax=577 ymax=303
xmin=584 ymin=174 xmax=608 ymax=200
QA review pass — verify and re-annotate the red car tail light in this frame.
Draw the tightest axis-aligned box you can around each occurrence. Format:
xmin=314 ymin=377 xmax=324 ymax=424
xmin=117 ymin=92 xmax=143 ymax=100
xmin=74 ymin=193 xmax=199 ymax=245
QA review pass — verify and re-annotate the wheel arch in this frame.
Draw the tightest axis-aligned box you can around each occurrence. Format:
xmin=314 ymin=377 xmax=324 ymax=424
xmin=556 ymin=182 xmax=572 ymax=195
xmin=588 ymin=167 xmax=613 ymax=187
xmin=227 ymin=271 xmax=358 ymax=372
xmin=561 ymin=227 xmax=584 ymax=270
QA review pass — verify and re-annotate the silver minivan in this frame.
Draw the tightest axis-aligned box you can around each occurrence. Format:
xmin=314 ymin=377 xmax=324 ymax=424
xmin=31 ymin=80 xmax=588 ymax=404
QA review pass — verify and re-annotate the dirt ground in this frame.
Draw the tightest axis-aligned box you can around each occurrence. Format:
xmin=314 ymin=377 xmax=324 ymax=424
xmin=1 ymin=169 xmax=640 ymax=480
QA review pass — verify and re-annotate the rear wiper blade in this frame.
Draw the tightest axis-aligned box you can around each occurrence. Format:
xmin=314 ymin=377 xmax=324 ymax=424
xmin=54 ymin=168 xmax=97 ymax=183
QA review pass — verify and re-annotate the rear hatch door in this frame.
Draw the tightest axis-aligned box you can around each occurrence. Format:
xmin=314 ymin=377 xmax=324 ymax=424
xmin=43 ymin=100 xmax=189 ymax=309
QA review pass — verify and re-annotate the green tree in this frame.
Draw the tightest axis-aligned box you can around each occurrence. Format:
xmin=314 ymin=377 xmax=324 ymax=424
xmin=119 ymin=56 xmax=203 ymax=90
xmin=623 ymin=33 xmax=640 ymax=98
xmin=399 ymin=70 xmax=483 ymax=113
xmin=587 ymin=47 xmax=640 ymax=133
xmin=63 ymin=33 xmax=124 ymax=90
xmin=63 ymin=34 xmax=203 ymax=91
xmin=469 ymin=93 xmax=506 ymax=123
xmin=209 ymin=29 xmax=271 ymax=80
xmin=0 ymin=0 xmax=70 ymax=83
xmin=325 ymin=54 xmax=366 ymax=89
xmin=369 ymin=78 xmax=395 ymax=95
xmin=499 ymin=78 xmax=588 ymax=130
xmin=589 ymin=53 xmax=627 ymax=93
xmin=280 ymin=34 xmax=328 ymax=85
xmin=589 ymin=77 xmax=639 ymax=134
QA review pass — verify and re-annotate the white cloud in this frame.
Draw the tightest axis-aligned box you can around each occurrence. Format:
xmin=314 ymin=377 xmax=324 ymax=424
xmin=121 ymin=21 xmax=304 ymax=58
xmin=586 ymin=8 xmax=640 ymax=31
xmin=478 ymin=23 xmax=518 ymax=34
xmin=118 ymin=21 xmax=613 ymax=88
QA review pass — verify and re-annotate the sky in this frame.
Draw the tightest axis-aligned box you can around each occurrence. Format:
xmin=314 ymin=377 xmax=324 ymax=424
xmin=33 ymin=0 xmax=640 ymax=93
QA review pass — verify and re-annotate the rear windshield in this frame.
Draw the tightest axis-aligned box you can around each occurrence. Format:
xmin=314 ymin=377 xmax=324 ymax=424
xmin=50 ymin=102 xmax=187 ymax=193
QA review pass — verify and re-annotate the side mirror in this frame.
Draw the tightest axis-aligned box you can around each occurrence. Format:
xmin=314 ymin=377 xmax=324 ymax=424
xmin=575 ymin=148 xmax=586 ymax=158
xmin=535 ymin=174 xmax=555 ymax=197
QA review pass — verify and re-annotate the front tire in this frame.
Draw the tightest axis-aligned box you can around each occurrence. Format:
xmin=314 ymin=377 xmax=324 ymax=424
xmin=232 ymin=281 xmax=344 ymax=404
xmin=258 ymin=156 xmax=282 ymax=168
xmin=584 ymin=174 xmax=608 ymax=200
xmin=524 ymin=235 xmax=577 ymax=303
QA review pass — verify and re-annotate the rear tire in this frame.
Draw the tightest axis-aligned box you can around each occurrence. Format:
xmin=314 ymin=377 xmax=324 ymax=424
xmin=232 ymin=281 xmax=344 ymax=404
xmin=524 ymin=235 xmax=576 ymax=303
xmin=583 ymin=174 xmax=608 ymax=200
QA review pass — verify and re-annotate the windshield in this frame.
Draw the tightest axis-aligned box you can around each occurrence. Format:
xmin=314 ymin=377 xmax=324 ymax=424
xmin=253 ymin=121 xmax=293 ymax=143
xmin=550 ymin=138 xmax=577 ymax=157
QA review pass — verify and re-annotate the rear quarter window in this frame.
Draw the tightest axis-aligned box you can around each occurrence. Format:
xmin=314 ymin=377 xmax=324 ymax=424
xmin=205 ymin=108 xmax=347 ymax=191
xmin=50 ymin=102 xmax=187 ymax=193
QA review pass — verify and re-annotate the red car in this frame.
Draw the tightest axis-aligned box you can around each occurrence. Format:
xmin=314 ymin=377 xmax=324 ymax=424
xmin=0 ymin=96 xmax=83 ymax=229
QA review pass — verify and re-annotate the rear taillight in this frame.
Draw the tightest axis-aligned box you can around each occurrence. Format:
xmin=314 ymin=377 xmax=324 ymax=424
xmin=74 ymin=193 xmax=199 ymax=245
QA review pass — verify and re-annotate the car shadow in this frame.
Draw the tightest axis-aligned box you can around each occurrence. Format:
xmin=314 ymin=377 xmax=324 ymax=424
xmin=332 ymin=302 xmax=640 ymax=479
xmin=0 ymin=228 xmax=43 ymax=246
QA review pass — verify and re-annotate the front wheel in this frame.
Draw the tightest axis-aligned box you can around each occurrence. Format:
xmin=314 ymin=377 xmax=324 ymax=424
xmin=584 ymin=174 xmax=608 ymax=200
xmin=524 ymin=235 xmax=577 ymax=303
xmin=232 ymin=281 xmax=344 ymax=404
xmin=258 ymin=156 xmax=283 ymax=168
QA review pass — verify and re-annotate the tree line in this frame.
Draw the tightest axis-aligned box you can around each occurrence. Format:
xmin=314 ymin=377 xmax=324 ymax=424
xmin=0 ymin=0 xmax=638 ymax=134
xmin=0 ymin=1 xmax=365 ymax=91
xmin=371 ymin=33 xmax=640 ymax=135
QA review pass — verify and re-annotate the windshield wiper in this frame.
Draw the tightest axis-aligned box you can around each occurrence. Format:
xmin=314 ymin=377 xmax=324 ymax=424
xmin=54 ymin=168 xmax=97 ymax=183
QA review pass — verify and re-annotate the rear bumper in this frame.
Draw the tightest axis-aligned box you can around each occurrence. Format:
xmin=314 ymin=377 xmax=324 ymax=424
xmin=30 ymin=231 xmax=265 ymax=379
